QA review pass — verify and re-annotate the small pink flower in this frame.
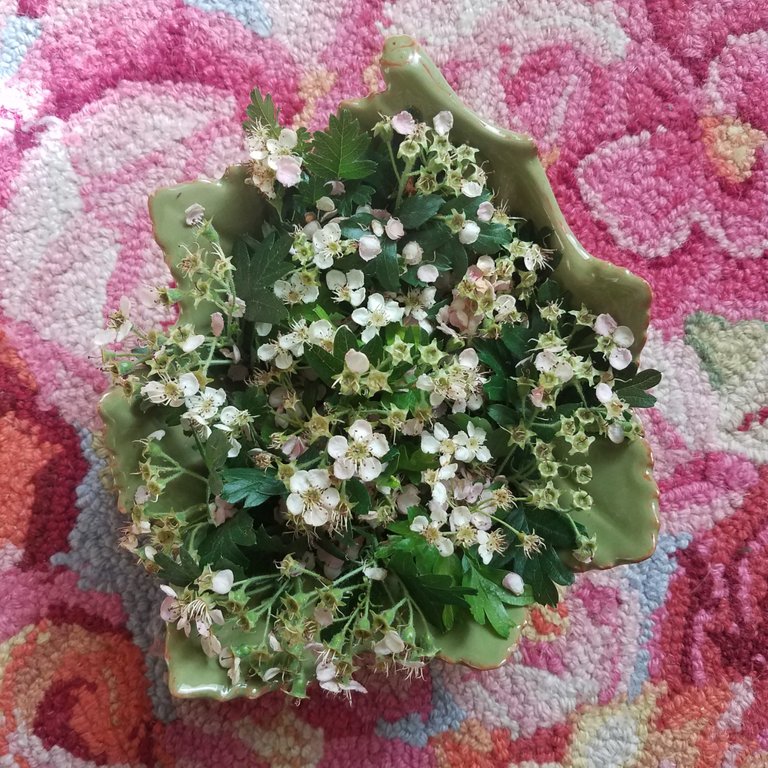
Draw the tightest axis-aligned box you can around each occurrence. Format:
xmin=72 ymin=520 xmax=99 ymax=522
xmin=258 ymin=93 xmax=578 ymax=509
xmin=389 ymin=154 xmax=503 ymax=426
xmin=529 ymin=386 xmax=546 ymax=408
xmin=281 ymin=435 xmax=306 ymax=460
xmin=438 ymin=294 xmax=482 ymax=336
xmin=210 ymin=312 xmax=224 ymax=337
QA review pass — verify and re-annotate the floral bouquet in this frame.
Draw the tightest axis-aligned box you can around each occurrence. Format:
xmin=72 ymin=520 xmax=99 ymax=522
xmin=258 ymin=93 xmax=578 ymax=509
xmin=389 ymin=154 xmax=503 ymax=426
xmin=100 ymin=40 xmax=660 ymax=700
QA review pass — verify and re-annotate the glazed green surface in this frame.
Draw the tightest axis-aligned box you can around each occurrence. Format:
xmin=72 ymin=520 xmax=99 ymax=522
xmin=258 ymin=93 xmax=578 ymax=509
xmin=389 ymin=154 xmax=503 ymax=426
xmin=101 ymin=35 xmax=658 ymax=699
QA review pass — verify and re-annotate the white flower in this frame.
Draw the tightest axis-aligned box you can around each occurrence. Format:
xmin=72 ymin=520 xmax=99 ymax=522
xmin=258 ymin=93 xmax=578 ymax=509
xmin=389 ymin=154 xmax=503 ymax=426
xmin=211 ymin=569 xmax=234 ymax=594
xmin=351 ymin=293 xmax=404 ymax=343
xmin=142 ymin=372 xmax=199 ymax=406
xmin=402 ymin=241 xmax=423 ymax=265
xmin=185 ymin=386 xmax=226 ymax=422
xmin=459 ymin=221 xmax=480 ymax=244
xmin=274 ymin=272 xmax=319 ymax=305
xmin=502 ymin=571 xmax=525 ymax=595
xmin=278 ymin=319 xmax=335 ymax=358
xmin=594 ymin=313 xmax=635 ymax=371
xmin=402 ymin=286 xmax=436 ymax=331
xmin=421 ymin=423 xmax=456 ymax=464
xmin=416 ymin=264 xmax=439 ymax=283
xmin=461 ymin=180 xmax=483 ymax=198
xmin=185 ymin=203 xmax=205 ymax=226
xmin=476 ymin=530 xmax=497 ymax=564
xmin=477 ymin=201 xmax=494 ymax=222
xmin=286 ymin=469 xmax=340 ymax=527
xmin=312 ymin=222 xmax=344 ymax=269
xmin=326 ymin=269 xmax=366 ymax=306
xmin=373 ymin=629 xmax=406 ymax=656
xmin=327 ymin=419 xmax=390 ymax=482
xmin=454 ymin=422 xmax=491 ymax=462
xmin=410 ymin=515 xmax=454 ymax=556
xmin=344 ymin=349 xmax=370 ymax=374
xmin=385 ymin=217 xmax=404 ymax=240
xmin=216 ymin=405 xmax=252 ymax=434
xmin=534 ymin=350 xmax=573 ymax=382
xmin=257 ymin=340 xmax=293 ymax=369
xmin=358 ymin=234 xmax=382 ymax=261
xmin=363 ymin=566 xmax=388 ymax=581
xmin=392 ymin=110 xmax=417 ymax=135
xmin=433 ymin=110 xmax=454 ymax=136
xmin=93 ymin=297 xmax=133 ymax=347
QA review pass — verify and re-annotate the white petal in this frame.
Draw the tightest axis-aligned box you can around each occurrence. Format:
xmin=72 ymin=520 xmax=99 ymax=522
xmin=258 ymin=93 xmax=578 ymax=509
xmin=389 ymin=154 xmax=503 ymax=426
xmin=613 ymin=325 xmax=635 ymax=348
xmin=307 ymin=469 xmax=331 ymax=489
xmin=349 ymin=419 xmax=373 ymax=442
xmin=327 ymin=435 xmax=349 ymax=459
xmin=477 ymin=201 xmax=494 ymax=222
xmin=359 ymin=457 xmax=383 ymax=481
xmin=333 ymin=457 xmax=356 ymax=480
xmin=345 ymin=349 xmax=370 ymax=373
xmin=347 ymin=269 xmax=365 ymax=289
xmin=303 ymin=506 xmax=329 ymax=526
xmin=458 ymin=221 xmax=480 ymax=244
xmin=595 ymin=382 xmax=614 ymax=404
xmin=435 ymin=536 xmax=454 ymax=557
xmin=392 ymin=110 xmax=416 ymax=135
xmin=410 ymin=516 xmax=429 ymax=533
xmin=358 ymin=234 xmax=382 ymax=261
xmin=594 ymin=313 xmax=618 ymax=337
xmin=349 ymin=288 xmax=366 ymax=307
xmin=385 ymin=217 xmax=404 ymax=240
xmin=421 ymin=433 xmax=440 ymax=453
xmin=211 ymin=569 xmax=234 ymax=594
xmin=178 ymin=372 xmax=200 ymax=396
xmin=609 ymin=347 xmax=632 ymax=371
xmin=316 ymin=195 xmax=335 ymax=212
xmin=361 ymin=326 xmax=377 ymax=343
xmin=321 ymin=487 xmax=340 ymax=508
xmin=286 ymin=493 xmax=305 ymax=516
xmin=607 ymin=423 xmax=626 ymax=443
xmin=417 ymin=264 xmax=439 ymax=283
xmin=351 ymin=308 xmax=371 ymax=326
xmin=432 ymin=110 xmax=453 ymax=136
xmin=368 ymin=433 xmax=389 ymax=458
xmin=535 ymin=350 xmax=557 ymax=372
xmin=461 ymin=180 xmax=483 ymax=198
xmin=458 ymin=348 xmax=479 ymax=369
xmin=326 ymin=270 xmax=346 ymax=290
xmin=433 ymin=423 xmax=450 ymax=441
xmin=364 ymin=566 xmax=388 ymax=581
xmin=503 ymin=572 xmax=525 ymax=595
xmin=274 ymin=280 xmax=290 ymax=300
xmin=402 ymin=241 xmax=423 ymax=265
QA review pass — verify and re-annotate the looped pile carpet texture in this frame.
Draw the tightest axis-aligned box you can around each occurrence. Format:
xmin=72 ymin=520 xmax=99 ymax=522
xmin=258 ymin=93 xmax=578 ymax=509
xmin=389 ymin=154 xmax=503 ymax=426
xmin=2 ymin=1 xmax=768 ymax=766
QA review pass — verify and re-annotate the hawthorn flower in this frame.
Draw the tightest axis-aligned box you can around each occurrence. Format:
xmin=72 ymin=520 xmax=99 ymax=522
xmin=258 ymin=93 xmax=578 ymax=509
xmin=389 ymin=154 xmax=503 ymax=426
xmin=476 ymin=529 xmax=506 ymax=564
xmin=454 ymin=422 xmax=491 ymax=463
xmin=421 ymin=423 xmax=457 ymax=464
xmin=185 ymin=387 xmax=226 ymax=422
xmin=216 ymin=406 xmax=253 ymax=434
xmin=351 ymin=293 xmax=404 ymax=343
xmin=274 ymin=272 xmax=319 ymax=305
xmin=94 ymin=296 xmax=132 ymax=347
xmin=326 ymin=269 xmax=366 ymax=306
xmin=410 ymin=514 xmax=454 ymax=556
xmin=358 ymin=234 xmax=382 ymax=261
xmin=278 ymin=319 xmax=335 ymax=358
xmin=593 ymin=313 xmax=635 ymax=370
xmin=315 ymin=660 xmax=367 ymax=695
xmin=373 ymin=629 xmax=406 ymax=656
xmin=286 ymin=469 xmax=340 ymax=527
xmin=534 ymin=350 xmax=574 ymax=383
xmin=402 ymin=286 xmax=436 ymax=330
xmin=327 ymin=419 xmax=390 ymax=481
xmin=265 ymin=128 xmax=303 ymax=188
xmin=257 ymin=338 xmax=294 ymax=369
xmin=312 ymin=222 xmax=344 ymax=269
xmin=142 ymin=372 xmax=199 ymax=406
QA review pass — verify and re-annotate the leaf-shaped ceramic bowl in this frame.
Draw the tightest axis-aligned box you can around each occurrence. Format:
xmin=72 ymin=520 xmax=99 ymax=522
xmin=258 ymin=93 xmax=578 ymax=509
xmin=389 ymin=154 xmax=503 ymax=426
xmin=100 ymin=35 xmax=659 ymax=700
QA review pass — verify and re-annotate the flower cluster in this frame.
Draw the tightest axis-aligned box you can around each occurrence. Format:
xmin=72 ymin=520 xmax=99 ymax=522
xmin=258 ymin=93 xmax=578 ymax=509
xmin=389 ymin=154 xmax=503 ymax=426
xmin=102 ymin=94 xmax=660 ymax=699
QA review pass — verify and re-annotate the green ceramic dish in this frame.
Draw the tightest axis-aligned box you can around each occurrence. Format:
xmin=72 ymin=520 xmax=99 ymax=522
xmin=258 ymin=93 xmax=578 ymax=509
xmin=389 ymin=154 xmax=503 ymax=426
xmin=100 ymin=35 xmax=659 ymax=700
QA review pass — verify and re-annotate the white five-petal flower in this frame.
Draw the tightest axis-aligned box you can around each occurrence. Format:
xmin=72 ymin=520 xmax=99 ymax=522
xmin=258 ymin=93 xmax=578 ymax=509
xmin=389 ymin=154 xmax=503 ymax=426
xmin=326 ymin=269 xmax=366 ymax=306
xmin=312 ymin=222 xmax=344 ymax=269
xmin=274 ymin=272 xmax=319 ymax=305
xmin=286 ymin=469 xmax=340 ymax=527
xmin=327 ymin=419 xmax=390 ymax=482
xmin=351 ymin=293 xmax=404 ymax=343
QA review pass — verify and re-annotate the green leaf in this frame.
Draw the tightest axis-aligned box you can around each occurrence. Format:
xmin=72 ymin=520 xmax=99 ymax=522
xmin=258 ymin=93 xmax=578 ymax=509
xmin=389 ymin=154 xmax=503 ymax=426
xmin=155 ymin=550 xmax=201 ymax=587
xmin=388 ymin=550 xmax=475 ymax=633
xmin=252 ymin=525 xmax=291 ymax=555
xmin=244 ymin=87 xmax=279 ymax=131
xmin=524 ymin=555 xmax=560 ymax=606
xmin=526 ymin=509 xmax=579 ymax=549
xmin=197 ymin=511 xmax=258 ymax=567
xmin=375 ymin=239 xmax=400 ymax=292
xmin=616 ymin=368 xmax=662 ymax=391
xmin=345 ymin=478 xmax=371 ymax=516
xmin=304 ymin=110 xmax=376 ymax=180
xmin=487 ymin=404 xmax=517 ymax=426
xmin=500 ymin=323 xmax=533 ymax=360
xmin=220 ymin=468 xmax=286 ymax=508
xmin=472 ymin=339 xmax=507 ymax=375
xmin=472 ymin=222 xmax=513 ymax=254
xmin=333 ymin=326 xmax=358 ymax=360
xmin=249 ymin=289 xmax=289 ymax=324
xmin=247 ymin=232 xmax=293 ymax=287
xmin=303 ymin=345 xmax=343 ymax=386
xmin=540 ymin=546 xmax=575 ymax=586
xmin=397 ymin=194 xmax=443 ymax=228
xmin=615 ymin=389 xmax=657 ymax=408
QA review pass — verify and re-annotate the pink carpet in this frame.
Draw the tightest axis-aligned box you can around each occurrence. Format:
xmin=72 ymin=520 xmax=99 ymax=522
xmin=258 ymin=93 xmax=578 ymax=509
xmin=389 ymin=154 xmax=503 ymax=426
xmin=2 ymin=1 xmax=768 ymax=765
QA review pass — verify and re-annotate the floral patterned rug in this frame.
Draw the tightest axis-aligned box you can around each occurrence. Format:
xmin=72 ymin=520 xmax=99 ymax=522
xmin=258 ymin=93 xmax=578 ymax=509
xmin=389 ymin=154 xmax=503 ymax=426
xmin=2 ymin=1 xmax=768 ymax=766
